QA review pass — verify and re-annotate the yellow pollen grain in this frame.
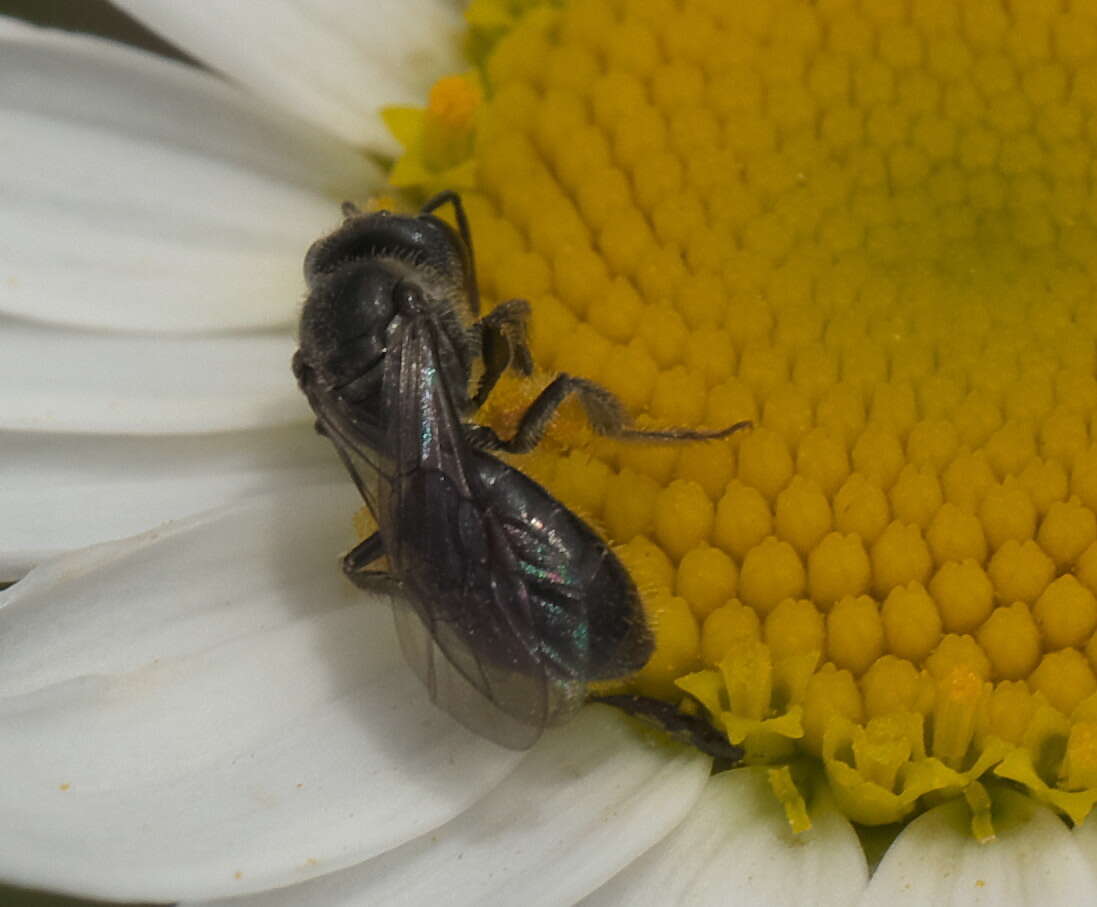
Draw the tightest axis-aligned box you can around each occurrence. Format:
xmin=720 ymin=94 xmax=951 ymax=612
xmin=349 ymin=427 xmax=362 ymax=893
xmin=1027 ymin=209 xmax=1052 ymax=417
xmin=1018 ymin=458 xmax=1069 ymax=518
xmin=926 ymin=634 xmax=992 ymax=684
xmin=616 ymin=535 xmax=675 ymax=594
xmin=633 ymin=591 xmax=700 ymax=700
xmin=802 ymin=665 xmax=863 ymax=756
xmin=602 ymin=468 xmax=659 ymax=542
xmin=852 ymin=716 xmax=914 ymax=793
xmin=828 ymin=594 xmax=885 ymax=677
xmin=977 ymin=601 xmax=1042 ymax=681
xmin=983 ymin=680 xmax=1036 ymax=745
xmin=719 ymin=638 xmax=773 ymax=723
xmin=988 ymin=539 xmax=1056 ymax=603
xmin=861 ymin=655 xmax=931 ymax=719
xmin=764 ymin=597 xmax=825 ymax=661
xmin=1029 ymin=649 xmax=1097 ymax=717
xmin=930 ymin=665 xmax=984 ymax=767
xmin=775 ymin=476 xmax=833 ymax=555
xmin=1034 ymin=576 xmax=1097 ymax=651
xmin=676 ymin=545 xmax=738 ymax=621
xmin=676 ymin=436 xmax=737 ymax=501
xmin=942 ymin=452 xmax=997 ymax=511
xmin=713 ymin=480 xmax=772 ymax=560
xmin=654 ymin=479 xmax=713 ymax=562
xmin=979 ymin=479 xmax=1038 ymax=550
xmin=1063 ymin=722 xmax=1097 ymax=791
xmin=926 ymin=503 xmax=988 ymax=566
xmin=1078 ymin=542 xmax=1097 ymax=598
xmin=890 ymin=464 xmax=944 ymax=529
xmin=1039 ymin=497 xmax=1097 ymax=569
xmin=807 ymin=531 xmax=871 ymax=610
xmin=930 ymin=559 xmax=995 ymax=635
xmin=701 ymin=599 xmax=761 ymax=667
xmin=833 ymin=473 xmax=890 ymax=544
xmin=431 ymin=0 xmax=1097 ymax=831
xmin=881 ymin=581 xmax=943 ymax=664
xmin=738 ymin=537 xmax=806 ymax=617
xmin=870 ymin=521 xmax=933 ymax=597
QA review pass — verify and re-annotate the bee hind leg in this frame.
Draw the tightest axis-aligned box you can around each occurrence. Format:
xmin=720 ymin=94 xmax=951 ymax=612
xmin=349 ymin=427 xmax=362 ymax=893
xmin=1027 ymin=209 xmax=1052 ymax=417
xmin=471 ymin=373 xmax=751 ymax=454
xmin=342 ymin=532 xmax=400 ymax=594
xmin=589 ymin=693 xmax=744 ymax=764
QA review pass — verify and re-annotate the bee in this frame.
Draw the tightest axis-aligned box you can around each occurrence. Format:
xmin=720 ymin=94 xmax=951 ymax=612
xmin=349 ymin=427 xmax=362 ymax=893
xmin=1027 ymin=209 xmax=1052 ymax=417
xmin=294 ymin=191 xmax=749 ymax=752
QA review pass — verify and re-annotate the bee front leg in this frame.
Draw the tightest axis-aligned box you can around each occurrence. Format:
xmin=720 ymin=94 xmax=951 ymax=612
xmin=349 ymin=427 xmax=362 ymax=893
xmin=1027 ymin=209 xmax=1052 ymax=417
xmin=342 ymin=532 xmax=400 ymax=594
xmin=420 ymin=190 xmax=484 ymax=318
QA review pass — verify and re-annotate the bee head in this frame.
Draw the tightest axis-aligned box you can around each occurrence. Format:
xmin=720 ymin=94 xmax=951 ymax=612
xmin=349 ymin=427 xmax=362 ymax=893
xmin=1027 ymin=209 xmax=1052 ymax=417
xmin=298 ymin=259 xmax=405 ymax=387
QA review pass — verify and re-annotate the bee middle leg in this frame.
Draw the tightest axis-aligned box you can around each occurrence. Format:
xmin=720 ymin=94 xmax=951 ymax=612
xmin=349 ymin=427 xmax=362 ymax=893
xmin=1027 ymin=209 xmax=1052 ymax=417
xmin=342 ymin=532 xmax=400 ymax=594
xmin=469 ymin=373 xmax=751 ymax=454
xmin=470 ymin=299 xmax=534 ymax=409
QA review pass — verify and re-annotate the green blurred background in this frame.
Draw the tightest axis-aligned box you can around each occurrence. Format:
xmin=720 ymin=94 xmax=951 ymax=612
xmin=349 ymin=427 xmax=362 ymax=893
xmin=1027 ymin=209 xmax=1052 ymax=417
xmin=3 ymin=4 xmax=188 ymax=905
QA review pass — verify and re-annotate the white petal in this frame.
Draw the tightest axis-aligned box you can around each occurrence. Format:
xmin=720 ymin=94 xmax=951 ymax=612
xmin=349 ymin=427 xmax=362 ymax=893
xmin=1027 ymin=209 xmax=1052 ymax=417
xmin=0 ymin=25 xmax=375 ymax=332
xmin=582 ymin=768 xmax=868 ymax=907
xmin=191 ymin=706 xmax=711 ymax=907
xmin=0 ymin=486 xmax=523 ymax=902
xmin=0 ymin=318 xmax=308 ymax=434
xmin=0 ymin=13 xmax=37 ymax=38
xmin=0 ymin=424 xmax=343 ymax=579
xmin=112 ymin=0 xmax=464 ymax=151
xmin=1072 ymin=809 xmax=1097 ymax=880
xmin=862 ymin=788 xmax=1097 ymax=906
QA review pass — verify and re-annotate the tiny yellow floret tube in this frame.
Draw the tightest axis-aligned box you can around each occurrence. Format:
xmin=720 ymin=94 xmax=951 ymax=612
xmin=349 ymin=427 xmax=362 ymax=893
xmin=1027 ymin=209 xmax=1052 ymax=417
xmin=387 ymin=0 xmax=1097 ymax=838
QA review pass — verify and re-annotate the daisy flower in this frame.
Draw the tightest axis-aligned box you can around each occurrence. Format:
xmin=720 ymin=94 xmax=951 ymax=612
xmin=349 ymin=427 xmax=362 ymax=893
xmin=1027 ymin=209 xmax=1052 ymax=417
xmin=6 ymin=1 xmax=1097 ymax=904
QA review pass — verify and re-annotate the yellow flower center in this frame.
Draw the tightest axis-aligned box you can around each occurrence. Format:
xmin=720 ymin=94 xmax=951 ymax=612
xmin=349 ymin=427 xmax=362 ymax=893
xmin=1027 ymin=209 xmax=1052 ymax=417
xmin=385 ymin=0 xmax=1097 ymax=835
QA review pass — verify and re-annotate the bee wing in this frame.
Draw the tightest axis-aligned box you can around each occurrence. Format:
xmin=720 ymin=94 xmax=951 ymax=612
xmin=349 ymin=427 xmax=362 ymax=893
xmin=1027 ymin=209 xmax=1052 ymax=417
xmin=296 ymin=362 xmax=391 ymax=523
xmin=390 ymin=606 xmax=558 ymax=749
xmin=379 ymin=314 xmax=596 ymax=749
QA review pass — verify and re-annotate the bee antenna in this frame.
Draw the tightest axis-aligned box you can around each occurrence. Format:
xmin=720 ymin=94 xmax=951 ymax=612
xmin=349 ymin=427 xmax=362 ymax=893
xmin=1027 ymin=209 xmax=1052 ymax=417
xmin=341 ymin=201 xmax=362 ymax=219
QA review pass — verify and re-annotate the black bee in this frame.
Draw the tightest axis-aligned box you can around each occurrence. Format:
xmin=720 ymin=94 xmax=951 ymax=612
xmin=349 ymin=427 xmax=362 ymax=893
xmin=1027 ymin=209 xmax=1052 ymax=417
xmin=294 ymin=191 xmax=748 ymax=752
